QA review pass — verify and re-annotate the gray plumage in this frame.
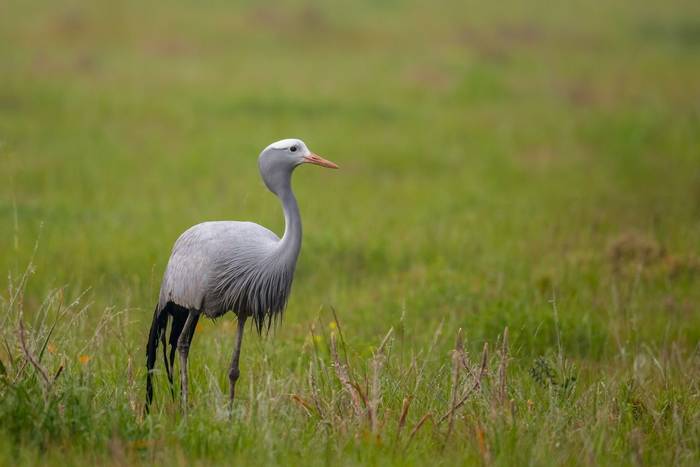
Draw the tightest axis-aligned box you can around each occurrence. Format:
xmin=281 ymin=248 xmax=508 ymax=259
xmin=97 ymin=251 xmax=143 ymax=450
xmin=145 ymin=138 xmax=338 ymax=411
xmin=158 ymin=220 xmax=294 ymax=332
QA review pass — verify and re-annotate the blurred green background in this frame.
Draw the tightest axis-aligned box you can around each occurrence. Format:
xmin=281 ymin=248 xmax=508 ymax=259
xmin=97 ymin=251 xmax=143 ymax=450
xmin=1 ymin=1 xmax=700 ymax=462
xmin=2 ymin=0 xmax=699 ymax=352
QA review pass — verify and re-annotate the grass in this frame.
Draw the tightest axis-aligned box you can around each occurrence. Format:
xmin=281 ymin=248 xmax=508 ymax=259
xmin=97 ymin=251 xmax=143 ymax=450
xmin=1 ymin=0 xmax=699 ymax=465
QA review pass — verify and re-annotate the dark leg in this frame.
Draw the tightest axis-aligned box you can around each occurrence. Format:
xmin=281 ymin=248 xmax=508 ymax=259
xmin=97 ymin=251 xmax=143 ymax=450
xmin=228 ymin=315 xmax=248 ymax=405
xmin=177 ymin=310 xmax=199 ymax=412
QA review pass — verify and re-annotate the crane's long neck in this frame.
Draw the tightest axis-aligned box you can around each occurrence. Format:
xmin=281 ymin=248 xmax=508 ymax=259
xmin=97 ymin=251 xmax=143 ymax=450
xmin=277 ymin=183 xmax=302 ymax=264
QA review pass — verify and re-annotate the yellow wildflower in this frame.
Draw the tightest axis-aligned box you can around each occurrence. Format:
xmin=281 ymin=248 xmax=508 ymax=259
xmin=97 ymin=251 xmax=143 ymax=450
xmin=79 ymin=354 xmax=91 ymax=365
xmin=47 ymin=343 xmax=56 ymax=354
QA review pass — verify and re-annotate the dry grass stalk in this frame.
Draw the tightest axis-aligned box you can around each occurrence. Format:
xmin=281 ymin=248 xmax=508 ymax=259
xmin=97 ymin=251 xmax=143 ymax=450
xmin=18 ymin=317 xmax=51 ymax=392
xmin=350 ymin=380 xmax=369 ymax=409
xmin=377 ymin=327 xmax=393 ymax=354
xmin=330 ymin=332 xmax=363 ymax=417
xmin=290 ymin=394 xmax=313 ymax=416
xmin=437 ymin=342 xmax=489 ymax=425
xmin=446 ymin=328 xmax=464 ymax=441
xmin=369 ymin=327 xmax=393 ymax=434
xmin=307 ymin=361 xmax=325 ymax=419
xmin=126 ymin=355 xmax=139 ymax=417
xmin=329 ymin=306 xmax=351 ymax=367
xmin=396 ymin=396 xmax=412 ymax=441
xmin=475 ymin=422 xmax=491 ymax=464
xmin=52 ymin=363 xmax=64 ymax=383
xmin=478 ymin=341 xmax=489 ymax=386
xmin=368 ymin=364 xmax=379 ymax=431
xmin=2 ymin=336 xmax=16 ymax=371
xmin=497 ymin=327 xmax=509 ymax=404
xmin=405 ymin=412 xmax=433 ymax=449
xmin=459 ymin=354 xmax=479 ymax=384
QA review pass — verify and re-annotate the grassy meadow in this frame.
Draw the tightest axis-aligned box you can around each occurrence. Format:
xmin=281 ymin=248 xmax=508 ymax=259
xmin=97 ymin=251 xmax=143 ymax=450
xmin=1 ymin=0 xmax=700 ymax=464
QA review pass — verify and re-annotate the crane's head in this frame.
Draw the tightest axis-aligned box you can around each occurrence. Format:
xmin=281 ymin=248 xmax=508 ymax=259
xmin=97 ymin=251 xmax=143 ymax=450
xmin=258 ymin=138 xmax=338 ymax=194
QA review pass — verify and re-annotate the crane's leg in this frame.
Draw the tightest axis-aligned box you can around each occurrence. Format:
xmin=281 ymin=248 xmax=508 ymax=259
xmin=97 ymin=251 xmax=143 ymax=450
xmin=167 ymin=308 xmax=188 ymax=399
xmin=228 ymin=314 xmax=248 ymax=406
xmin=177 ymin=309 xmax=199 ymax=412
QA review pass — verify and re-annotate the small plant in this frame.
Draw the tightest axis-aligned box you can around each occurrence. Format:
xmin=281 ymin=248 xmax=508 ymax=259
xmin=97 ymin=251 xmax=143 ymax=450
xmin=529 ymin=355 xmax=577 ymax=399
xmin=530 ymin=356 xmax=557 ymax=388
xmin=0 ymin=257 xmax=131 ymax=447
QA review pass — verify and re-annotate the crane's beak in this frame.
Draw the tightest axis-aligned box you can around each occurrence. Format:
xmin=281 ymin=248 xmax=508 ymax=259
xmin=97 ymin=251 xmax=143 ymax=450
xmin=303 ymin=153 xmax=339 ymax=169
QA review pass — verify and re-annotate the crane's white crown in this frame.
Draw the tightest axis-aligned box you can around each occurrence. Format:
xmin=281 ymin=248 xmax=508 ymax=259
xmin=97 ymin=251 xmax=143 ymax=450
xmin=263 ymin=138 xmax=309 ymax=154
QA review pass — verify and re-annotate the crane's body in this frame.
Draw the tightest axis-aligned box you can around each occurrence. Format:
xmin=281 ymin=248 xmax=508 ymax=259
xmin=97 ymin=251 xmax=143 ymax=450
xmin=158 ymin=220 xmax=293 ymax=323
xmin=145 ymin=138 xmax=338 ymax=411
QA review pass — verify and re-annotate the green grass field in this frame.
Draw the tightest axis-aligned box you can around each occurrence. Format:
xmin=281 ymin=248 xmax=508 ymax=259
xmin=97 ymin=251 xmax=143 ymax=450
xmin=1 ymin=0 xmax=699 ymax=465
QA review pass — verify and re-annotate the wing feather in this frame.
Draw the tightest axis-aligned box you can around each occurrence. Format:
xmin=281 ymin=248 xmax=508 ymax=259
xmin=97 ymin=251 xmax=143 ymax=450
xmin=158 ymin=221 xmax=279 ymax=312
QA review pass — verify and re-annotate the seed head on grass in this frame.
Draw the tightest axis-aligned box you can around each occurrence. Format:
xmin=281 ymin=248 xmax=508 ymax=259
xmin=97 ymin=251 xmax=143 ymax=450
xmin=330 ymin=331 xmax=363 ymax=418
xmin=445 ymin=328 xmax=464 ymax=443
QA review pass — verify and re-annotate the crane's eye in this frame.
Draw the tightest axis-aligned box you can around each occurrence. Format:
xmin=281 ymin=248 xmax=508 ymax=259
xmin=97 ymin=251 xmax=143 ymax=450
xmin=290 ymin=145 xmax=298 ymax=153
